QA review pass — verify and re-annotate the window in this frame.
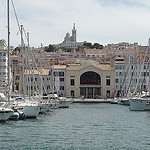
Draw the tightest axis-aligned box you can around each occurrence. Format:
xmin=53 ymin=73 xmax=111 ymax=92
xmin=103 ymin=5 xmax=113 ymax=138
xmin=70 ymin=79 xmax=75 ymax=86
xmin=119 ymin=65 xmax=123 ymax=69
xmin=54 ymin=72 xmax=58 ymax=76
xmin=115 ymin=79 xmax=118 ymax=83
xmin=106 ymin=75 xmax=110 ymax=78
xmin=71 ymin=90 xmax=74 ymax=97
xmin=147 ymin=72 xmax=149 ymax=76
xmin=15 ymin=75 xmax=20 ymax=80
xmin=115 ymin=65 xmax=119 ymax=69
xmin=106 ymin=79 xmax=110 ymax=86
xmin=59 ymin=72 xmax=64 ymax=76
xmin=35 ymin=59 xmax=38 ymax=62
xmin=60 ymin=86 xmax=64 ymax=90
xmin=116 ymin=72 xmax=118 ymax=76
xmin=131 ymin=65 xmax=133 ymax=69
xmin=106 ymin=90 xmax=110 ymax=98
xmin=3 ymin=52 xmax=6 ymax=56
xmin=102 ymin=55 xmax=105 ymax=58
xmin=60 ymin=78 xmax=64 ymax=82
xmin=80 ymin=71 xmax=101 ymax=85
xmin=69 ymin=55 xmax=73 ymax=58
xmin=47 ymin=85 xmax=50 ymax=90
xmin=70 ymin=75 xmax=75 ymax=78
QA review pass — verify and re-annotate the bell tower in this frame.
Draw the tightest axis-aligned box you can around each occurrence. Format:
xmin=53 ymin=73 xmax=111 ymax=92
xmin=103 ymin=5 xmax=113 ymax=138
xmin=72 ymin=23 xmax=76 ymax=42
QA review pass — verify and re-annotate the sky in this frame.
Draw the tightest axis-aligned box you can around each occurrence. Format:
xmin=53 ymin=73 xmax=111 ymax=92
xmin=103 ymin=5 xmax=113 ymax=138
xmin=1 ymin=0 xmax=150 ymax=47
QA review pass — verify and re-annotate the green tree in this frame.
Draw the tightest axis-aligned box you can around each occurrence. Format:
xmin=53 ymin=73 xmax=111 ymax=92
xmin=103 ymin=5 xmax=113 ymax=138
xmin=44 ymin=44 xmax=57 ymax=52
xmin=83 ymin=42 xmax=93 ymax=48
xmin=93 ymin=43 xmax=103 ymax=49
xmin=83 ymin=42 xmax=103 ymax=49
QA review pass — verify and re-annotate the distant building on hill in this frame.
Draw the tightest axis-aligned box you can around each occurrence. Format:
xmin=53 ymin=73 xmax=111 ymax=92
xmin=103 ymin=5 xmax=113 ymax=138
xmin=54 ymin=23 xmax=85 ymax=50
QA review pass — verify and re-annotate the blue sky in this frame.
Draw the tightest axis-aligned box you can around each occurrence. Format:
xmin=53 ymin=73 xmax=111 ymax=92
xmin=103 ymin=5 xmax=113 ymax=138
xmin=0 ymin=0 xmax=150 ymax=47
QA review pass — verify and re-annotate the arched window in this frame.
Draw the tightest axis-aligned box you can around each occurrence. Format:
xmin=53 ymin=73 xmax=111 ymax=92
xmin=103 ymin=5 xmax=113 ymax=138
xmin=80 ymin=71 xmax=101 ymax=85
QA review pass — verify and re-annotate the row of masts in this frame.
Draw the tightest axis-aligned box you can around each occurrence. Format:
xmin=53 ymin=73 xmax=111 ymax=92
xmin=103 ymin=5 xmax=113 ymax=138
xmin=115 ymin=38 xmax=150 ymax=98
xmin=6 ymin=0 xmax=55 ymax=99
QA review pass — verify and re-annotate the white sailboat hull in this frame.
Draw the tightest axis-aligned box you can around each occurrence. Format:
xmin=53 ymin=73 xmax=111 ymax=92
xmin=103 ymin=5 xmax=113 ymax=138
xmin=16 ymin=105 xmax=40 ymax=118
xmin=59 ymin=100 xmax=72 ymax=108
xmin=129 ymin=98 xmax=150 ymax=111
xmin=0 ymin=108 xmax=14 ymax=121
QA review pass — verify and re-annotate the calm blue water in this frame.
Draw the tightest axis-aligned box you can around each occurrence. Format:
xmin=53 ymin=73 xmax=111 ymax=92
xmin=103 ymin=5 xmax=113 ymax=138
xmin=0 ymin=104 xmax=150 ymax=150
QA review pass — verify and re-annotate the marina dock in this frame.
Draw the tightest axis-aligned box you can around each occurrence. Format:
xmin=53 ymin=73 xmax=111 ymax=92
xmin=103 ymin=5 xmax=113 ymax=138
xmin=72 ymin=98 xmax=112 ymax=103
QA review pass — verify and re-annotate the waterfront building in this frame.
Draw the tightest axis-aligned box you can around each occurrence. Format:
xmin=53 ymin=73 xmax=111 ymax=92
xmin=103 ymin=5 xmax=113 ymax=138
xmin=24 ymin=69 xmax=52 ymax=96
xmin=104 ymin=42 xmax=139 ymax=51
xmin=114 ymin=56 xmax=149 ymax=97
xmin=24 ymin=66 xmax=66 ymax=97
xmin=51 ymin=65 xmax=66 ymax=97
xmin=66 ymin=60 xmax=115 ymax=98
xmin=10 ymin=55 xmax=21 ymax=92
xmin=10 ymin=40 xmax=148 ymax=98
xmin=0 ymin=40 xmax=9 ymax=92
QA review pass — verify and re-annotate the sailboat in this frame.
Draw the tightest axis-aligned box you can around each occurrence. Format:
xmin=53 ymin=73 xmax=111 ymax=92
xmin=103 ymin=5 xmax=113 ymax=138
xmin=50 ymin=66 xmax=72 ymax=108
xmin=129 ymin=38 xmax=150 ymax=111
xmin=0 ymin=0 xmax=14 ymax=121
xmin=113 ymin=48 xmax=133 ymax=105
xmin=12 ymin=27 xmax=40 ymax=118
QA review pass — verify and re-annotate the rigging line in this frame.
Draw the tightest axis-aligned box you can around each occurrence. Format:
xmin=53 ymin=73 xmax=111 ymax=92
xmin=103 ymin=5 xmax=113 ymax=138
xmin=22 ymin=27 xmax=28 ymax=43
xmin=11 ymin=0 xmax=21 ymax=34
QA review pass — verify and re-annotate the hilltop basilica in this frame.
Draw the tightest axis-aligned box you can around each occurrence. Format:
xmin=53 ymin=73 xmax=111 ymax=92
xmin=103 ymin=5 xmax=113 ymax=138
xmin=54 ymin=23 xmax=84 ymax=49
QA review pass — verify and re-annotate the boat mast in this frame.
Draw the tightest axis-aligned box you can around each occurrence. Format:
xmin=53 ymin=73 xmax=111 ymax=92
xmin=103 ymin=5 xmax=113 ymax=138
xmin=40 ymin=45 xmax=43 ymax=97
xmin=21 ymin=25 xmax=24 ymax=96
xmin=7 ymin=0 xmax=10 ymax=101
xmin=148 ymin=38 xmax=150 ymax=95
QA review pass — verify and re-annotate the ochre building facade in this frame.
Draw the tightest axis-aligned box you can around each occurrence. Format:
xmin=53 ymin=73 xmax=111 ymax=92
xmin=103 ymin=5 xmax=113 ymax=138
xmin=66 ymin=60 xmax=115 ymax=98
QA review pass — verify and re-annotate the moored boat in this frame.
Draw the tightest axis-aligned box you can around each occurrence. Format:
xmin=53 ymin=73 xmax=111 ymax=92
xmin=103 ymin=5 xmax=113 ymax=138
xmin=15 ymin=103 xmax=40 ymax=118
xmin=59 ymin=97 xmax=72 ymax=108
xmin=12 ymin=97 xmax=40 ymax=118
xmin=0 ymin=107 xmax=14 ymax=121
xmin=129 ymin=97 xmax=150 ymax=111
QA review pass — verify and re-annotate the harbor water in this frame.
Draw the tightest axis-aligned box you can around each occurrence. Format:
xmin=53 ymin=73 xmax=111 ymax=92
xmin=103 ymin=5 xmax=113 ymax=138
xmin=0 ymin=103 xmax=150 ymax=150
